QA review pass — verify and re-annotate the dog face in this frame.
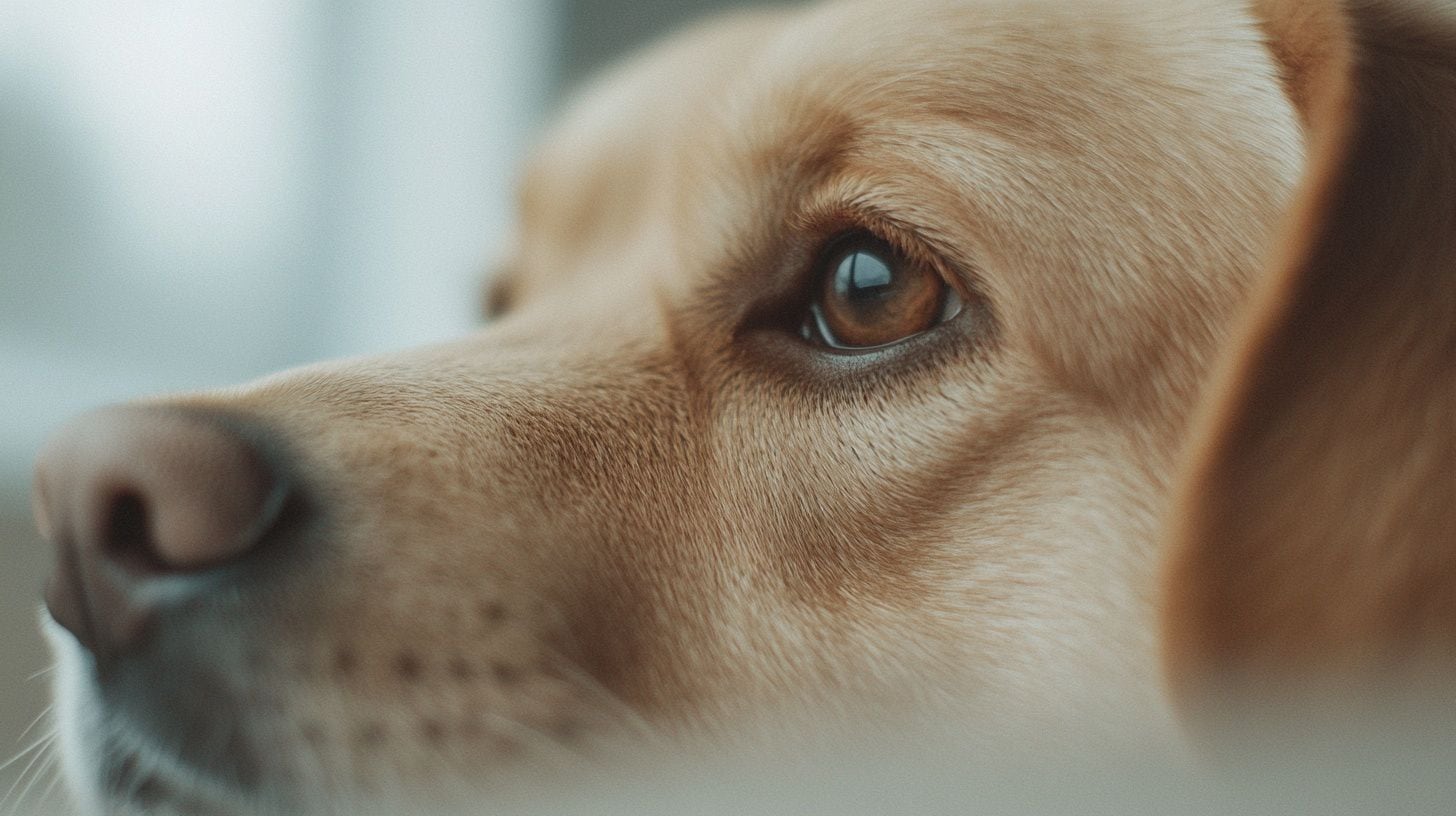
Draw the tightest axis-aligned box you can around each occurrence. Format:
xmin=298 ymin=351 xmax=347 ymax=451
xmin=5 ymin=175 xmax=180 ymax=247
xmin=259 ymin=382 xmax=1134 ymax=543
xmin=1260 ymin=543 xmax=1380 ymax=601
xmin=30 ymin=0 xmax=1367 ymax=813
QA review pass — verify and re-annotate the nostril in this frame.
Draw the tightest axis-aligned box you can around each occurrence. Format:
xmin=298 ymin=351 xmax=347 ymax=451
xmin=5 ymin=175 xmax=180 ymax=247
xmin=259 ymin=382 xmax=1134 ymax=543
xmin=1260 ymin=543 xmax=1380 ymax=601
xmin=36 ymin=406 xmax=298 ymax=659
xmin=102 ymin=491 xmax=168 ymax=575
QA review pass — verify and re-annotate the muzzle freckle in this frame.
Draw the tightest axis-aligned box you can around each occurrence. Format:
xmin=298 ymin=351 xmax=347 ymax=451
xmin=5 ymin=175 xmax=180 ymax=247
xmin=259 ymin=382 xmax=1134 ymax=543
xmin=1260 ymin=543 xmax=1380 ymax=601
xmin=479 ymin=601 xmax=509 ymax=628
xmin=420 ymin=719 xmax=447 ymax=747
xmin=491 ymin=661 xmax=522 ymax=686
xmin=355 ymin=722 xmax=387 ymax=750
xmin=449 ymin=657 xmax=477 ymax=682
xmin=394 ymin=651 xmax=423 ymax=682
xmin=333 ymin=648 xmax=358 ymax=678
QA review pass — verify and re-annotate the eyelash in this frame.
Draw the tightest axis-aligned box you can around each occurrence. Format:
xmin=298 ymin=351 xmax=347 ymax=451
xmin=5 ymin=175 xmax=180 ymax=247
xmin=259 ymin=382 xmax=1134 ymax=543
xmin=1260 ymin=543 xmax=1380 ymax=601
xmin=792 ymin=206 xmax=962 ymax=295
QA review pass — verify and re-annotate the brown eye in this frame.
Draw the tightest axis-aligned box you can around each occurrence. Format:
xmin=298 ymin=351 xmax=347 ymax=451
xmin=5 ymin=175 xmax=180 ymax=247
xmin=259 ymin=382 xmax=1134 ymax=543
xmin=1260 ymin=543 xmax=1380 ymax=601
xmin=804 ymin=233 xmax=962 ymax=349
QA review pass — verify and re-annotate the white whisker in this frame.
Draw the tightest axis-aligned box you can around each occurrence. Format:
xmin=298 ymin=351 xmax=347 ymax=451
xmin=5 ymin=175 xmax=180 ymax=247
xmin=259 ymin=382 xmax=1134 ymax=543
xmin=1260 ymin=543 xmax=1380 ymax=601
xmin=482 ymin=710 xmax=591 ymax=771
xmin=14 ymin=705 xmax=54 ymax=746
xmin=0 ymin=731 xmax=53 ymax=776
xmin=550 ymin=655 xmax=663 ymax=746
xmin=1 ymin=732 xmax=57 ymax=815
xmin=6 ymin=752 xmax=59 ymax=816
xmin=36 ymin=761 xmax=64 ymax=810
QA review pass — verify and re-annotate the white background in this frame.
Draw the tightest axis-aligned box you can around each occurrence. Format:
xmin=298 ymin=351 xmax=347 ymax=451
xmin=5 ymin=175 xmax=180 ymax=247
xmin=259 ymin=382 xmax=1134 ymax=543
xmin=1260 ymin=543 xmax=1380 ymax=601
xmin=0 ymin=0 xmax=558 ymax=488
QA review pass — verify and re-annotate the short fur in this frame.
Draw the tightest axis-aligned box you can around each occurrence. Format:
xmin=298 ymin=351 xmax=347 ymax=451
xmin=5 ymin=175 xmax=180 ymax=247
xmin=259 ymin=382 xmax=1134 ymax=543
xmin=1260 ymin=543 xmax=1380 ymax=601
xmin=32 ymin=0 xmax=1455 ymax=813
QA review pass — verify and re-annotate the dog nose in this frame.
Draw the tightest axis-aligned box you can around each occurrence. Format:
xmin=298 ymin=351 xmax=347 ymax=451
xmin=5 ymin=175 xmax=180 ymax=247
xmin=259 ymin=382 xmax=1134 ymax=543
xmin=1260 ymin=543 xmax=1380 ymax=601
xmin=32 ymin=406 xmax=289 ymax=662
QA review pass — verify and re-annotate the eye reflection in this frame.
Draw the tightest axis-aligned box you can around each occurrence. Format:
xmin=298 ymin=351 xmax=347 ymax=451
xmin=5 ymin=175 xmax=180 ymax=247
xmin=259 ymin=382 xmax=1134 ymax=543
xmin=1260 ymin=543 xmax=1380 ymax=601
xmin=805 ymin=233 xmax=959 ymax=349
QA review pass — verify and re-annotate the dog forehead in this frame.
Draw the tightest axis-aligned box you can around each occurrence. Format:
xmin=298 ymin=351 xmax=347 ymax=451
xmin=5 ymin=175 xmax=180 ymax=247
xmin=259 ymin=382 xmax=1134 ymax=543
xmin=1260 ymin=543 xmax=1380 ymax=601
xmin=509 ymin=10 xmax=786 ymax=286
xmin=739 ymin=0 xmax=1280 ymax=151
xmin=517 ymin=0 xmax=1274 ymax=239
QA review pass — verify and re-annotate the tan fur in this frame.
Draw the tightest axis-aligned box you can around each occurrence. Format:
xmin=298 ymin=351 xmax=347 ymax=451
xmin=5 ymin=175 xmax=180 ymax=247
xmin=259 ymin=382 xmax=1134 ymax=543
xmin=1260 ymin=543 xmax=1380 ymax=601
xmin=36 ymin=0 xmax=1454 ymax=813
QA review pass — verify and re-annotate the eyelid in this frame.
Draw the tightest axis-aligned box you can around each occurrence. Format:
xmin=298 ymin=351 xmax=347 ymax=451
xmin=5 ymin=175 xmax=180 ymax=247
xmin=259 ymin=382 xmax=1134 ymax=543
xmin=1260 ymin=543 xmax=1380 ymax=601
xmin=789 ymin=199 xmax=973 ymax=303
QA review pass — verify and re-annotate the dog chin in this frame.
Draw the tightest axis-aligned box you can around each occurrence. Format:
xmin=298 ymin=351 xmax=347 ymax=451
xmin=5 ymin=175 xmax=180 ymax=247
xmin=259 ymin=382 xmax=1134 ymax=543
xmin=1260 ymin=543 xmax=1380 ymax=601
xmin=42 ymin=613 xmax=610 ymax=816
xmin=46 ymin=635 xmax=196 ymax=816
xmin=45 ymin=618 xmax=291 ymax=816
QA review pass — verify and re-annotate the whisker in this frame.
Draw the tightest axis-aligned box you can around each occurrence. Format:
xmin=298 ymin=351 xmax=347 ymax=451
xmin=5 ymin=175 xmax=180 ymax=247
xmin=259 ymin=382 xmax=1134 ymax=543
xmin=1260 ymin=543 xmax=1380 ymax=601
xmin=549 ymin=656 xmax=663 ymax=746
xmin=482 ymin=710 xmax=590 ymax=770
xmin=37 ymin=757 xmax=65 ymax=810
xmin=15 ymin=705 xmax=54 ymax=745
xmin=0 ymin=732 xmax=56 ymax=815
xmin=527 ymin=596 xmax=663 ymax=747
xmin=36 ymin=763 xmax=64 ymax=810
xmin=6 ymin=752 xmax=58 ymax=816
xmin=0 ymin=730 xmax=55 ymax=775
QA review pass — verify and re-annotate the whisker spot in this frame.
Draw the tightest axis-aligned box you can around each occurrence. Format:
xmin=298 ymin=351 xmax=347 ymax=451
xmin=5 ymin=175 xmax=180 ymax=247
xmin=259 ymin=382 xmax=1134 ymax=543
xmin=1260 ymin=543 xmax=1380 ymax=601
xmin=355 ymin=722 xmax=386 ymax=749
xmin=491 ymin=661 xmax=521 ymax=686
xmin=333 ymin=648 xmax=358 ymax=678
xmin=479 ymin=601 xmax=508 ymax=627
xmin=395 ymin=651 xmax=423 ymax=682
xmin=420 ymin=719 xmax=447 ymax=747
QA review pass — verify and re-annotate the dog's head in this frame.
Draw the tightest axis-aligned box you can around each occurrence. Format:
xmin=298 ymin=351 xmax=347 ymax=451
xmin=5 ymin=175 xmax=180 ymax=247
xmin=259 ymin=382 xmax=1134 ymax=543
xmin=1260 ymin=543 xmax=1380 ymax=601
xmin=29 ymin=0 xmax=1455 ymax=813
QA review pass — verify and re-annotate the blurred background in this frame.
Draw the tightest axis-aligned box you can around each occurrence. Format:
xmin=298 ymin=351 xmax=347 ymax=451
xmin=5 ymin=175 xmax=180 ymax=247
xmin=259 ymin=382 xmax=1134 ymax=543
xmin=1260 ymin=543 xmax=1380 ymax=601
xmin=0 ymin=0 xmax=755 ymax=798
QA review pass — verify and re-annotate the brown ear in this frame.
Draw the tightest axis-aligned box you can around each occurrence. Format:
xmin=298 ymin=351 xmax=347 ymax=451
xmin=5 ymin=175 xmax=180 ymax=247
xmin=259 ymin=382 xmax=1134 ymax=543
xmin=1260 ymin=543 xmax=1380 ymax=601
xmin=1163 ymin=0 xmax=1456 ymax=723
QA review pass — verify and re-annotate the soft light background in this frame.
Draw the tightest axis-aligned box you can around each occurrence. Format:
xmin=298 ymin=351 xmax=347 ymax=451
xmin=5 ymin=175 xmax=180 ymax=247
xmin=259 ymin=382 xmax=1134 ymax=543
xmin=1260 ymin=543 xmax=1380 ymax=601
xmin=0 ymin=0 xmax=747 ymax=804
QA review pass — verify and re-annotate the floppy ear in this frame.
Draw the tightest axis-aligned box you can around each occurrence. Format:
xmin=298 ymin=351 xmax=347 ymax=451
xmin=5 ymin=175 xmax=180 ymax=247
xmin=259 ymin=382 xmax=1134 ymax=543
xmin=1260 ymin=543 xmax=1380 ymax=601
xmin=1162 ymin=0 xmax=1456 ymax=724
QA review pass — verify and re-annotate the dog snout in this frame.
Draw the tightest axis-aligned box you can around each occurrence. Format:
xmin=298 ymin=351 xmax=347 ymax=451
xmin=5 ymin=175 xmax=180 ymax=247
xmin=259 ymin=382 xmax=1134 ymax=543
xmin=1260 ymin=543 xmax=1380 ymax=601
xmin=32 ymin=405 xmax=291 ymax=662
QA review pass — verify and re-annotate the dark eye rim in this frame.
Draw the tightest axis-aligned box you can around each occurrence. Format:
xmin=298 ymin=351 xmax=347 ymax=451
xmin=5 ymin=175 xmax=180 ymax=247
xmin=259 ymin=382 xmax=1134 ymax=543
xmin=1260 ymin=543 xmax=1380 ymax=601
xmin=735 ymin=294 xmax=994 ymax=396
xmin=797 ymin=227 xmax=967 ymax=354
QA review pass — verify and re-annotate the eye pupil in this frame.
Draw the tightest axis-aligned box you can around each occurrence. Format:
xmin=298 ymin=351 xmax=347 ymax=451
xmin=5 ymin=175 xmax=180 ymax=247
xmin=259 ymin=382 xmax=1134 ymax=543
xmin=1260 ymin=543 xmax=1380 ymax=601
xmin=835 ymin=250 xmax=895 ymax=300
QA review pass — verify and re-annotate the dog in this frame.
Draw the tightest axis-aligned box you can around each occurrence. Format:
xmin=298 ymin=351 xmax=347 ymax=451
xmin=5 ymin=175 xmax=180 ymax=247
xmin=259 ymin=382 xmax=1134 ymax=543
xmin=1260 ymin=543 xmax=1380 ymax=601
xmin=24 ymin=0 xmax=1455 ymax=813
